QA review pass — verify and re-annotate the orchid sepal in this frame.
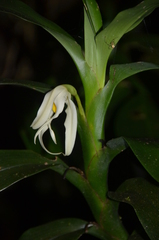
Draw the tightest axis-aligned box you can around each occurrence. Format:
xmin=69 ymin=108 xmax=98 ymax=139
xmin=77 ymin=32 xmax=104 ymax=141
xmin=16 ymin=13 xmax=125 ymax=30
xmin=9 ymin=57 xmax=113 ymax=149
xmin=31 ymin=85 xmax=78 ymax=156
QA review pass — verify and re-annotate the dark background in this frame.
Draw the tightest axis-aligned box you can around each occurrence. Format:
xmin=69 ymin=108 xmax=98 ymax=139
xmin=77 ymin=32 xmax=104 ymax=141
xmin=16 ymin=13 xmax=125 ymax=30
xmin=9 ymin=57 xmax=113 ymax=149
xmin=0 ymin=0 xmax=159 ymax=239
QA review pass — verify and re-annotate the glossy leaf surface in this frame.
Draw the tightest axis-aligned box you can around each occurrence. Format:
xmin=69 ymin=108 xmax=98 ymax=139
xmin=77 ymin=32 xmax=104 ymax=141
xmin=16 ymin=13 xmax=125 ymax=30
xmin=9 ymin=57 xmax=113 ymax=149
xmin=124 ymin=137 xmax=159 ymax=182
xmin=0 ymin=0 xmax=83 ymax=67
xmin=0 ymin=0 xmax=98 ymax=109
xmin=19 ymin=218 xmax=88 ymax=240
xmin=19 ymin=218 xmax=109 ymax=240
xmin=83 ymin=0 xmax=102 ymax=34
xmin=0 ymin=149 xmax=110 ymax=236
xmin=84 ymin=10 xmax=97 ymax=75
xmin=108 ymin=178 xmax=159 ymax=240
xmin=87 ymin=137 xmax=128 ymax=200
xmin=0 ymin=79 xmax=51 ymax=93
xmin=83 ymin=0 xmax=102 ymax=74
xmin=96 ymin=0 xmax=159 ymax=86
xmin=0 ymin=150 xmax=62 ymax=191
xmin=83 ymin=137 xmax=129 ymax=239
xmin=87 ymin=62 xmax=159 ymax=151
xmin=109 ymin=62 xmax=159 ymax=84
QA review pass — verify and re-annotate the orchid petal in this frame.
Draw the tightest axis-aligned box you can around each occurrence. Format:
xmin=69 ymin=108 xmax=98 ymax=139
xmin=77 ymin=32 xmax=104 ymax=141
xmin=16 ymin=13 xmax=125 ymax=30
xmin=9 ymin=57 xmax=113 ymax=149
xmin=37 ymin=123 xmax=61 ymax=155
xmin=34 ymin=124 xmax=48 ymax=144
xmin=31 ymin=85 xmax=77 ymax=156
xmin=48 ymin=123 xmax=57 ymax=144
xmin=31 ymin=85 xmax=67 ymax=129
xmin=39 ymin=131 xmax=61 ymax=155
xmin=64 ymin=98 xmax=77 ymax=156
xmin=31 ymin=91 xmax=53 ymax=129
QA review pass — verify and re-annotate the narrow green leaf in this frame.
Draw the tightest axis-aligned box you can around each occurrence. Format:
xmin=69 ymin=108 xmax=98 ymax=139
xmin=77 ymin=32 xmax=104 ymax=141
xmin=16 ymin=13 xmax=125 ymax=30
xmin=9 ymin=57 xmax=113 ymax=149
xmin=84 ymin=10 xmax=97 ymax=74
xmin=83 ymin=0 xmax=102 ymax=34
xmin=19 ymin=218 xmax=87 ymax=240
xmin=0 ymin=0 xmax=83 ymax=67
xmin=109 ymin=62 xmax=159 ymax=84
xmin=87 ymin=224 xmax=111 ymax=240
xmin=108 ymin=178 xmax=159 ymax=240
xmin=85 ymin=137 xmax=129 ymax=239
xmin=0 ymin=150 xmax=64 ymax=191
xmin=86 ymin=85 xmax=113 ymax=150
xmin=0 ymin=0 xmax=98 ymax=109
xmin=87 ymin=137 xmax=128 ymax=200
xmin=0 ymin=150 xmax=94 ymax=208
xmin=83 ymin=0 xmax=102 ymax=73
xmin=87 ymin=61 xmax=159 ymax=149
xmin=0 ymin=149 xmax=111 ymax=234
xmin=0 ymin=145 xmax=126 ymax=239
xmin=86 ymin=79 xmax=126 ymax=150
xmin=0 ymin=78 xmax=51 ymax=93
xmin=124 ymin=138 xmax=159 ymax=182
xmin=19 ymin=218 xmax=109 ymax=240
xmin=96 ymin=0 xmax=159 ymax=86
xmin=82 ymin=1 xmax=103 ymax=104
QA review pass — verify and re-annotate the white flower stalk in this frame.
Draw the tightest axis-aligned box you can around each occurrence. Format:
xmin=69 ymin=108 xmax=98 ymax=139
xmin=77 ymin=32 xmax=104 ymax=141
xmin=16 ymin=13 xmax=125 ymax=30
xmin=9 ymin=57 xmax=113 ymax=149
xmin=31 ymin=85 xmax=77 ymax=156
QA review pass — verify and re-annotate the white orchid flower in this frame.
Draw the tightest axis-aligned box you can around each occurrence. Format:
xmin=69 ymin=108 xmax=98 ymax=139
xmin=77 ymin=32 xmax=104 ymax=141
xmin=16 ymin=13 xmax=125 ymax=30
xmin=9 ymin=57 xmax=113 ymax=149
xmin=31 ymin=85 xmax=77 ymax=156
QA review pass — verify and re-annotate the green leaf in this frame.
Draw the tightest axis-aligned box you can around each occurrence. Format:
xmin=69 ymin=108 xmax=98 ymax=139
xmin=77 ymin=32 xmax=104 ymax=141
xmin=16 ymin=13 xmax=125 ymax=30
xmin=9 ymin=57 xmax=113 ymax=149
xmin=87 ymin=224 xmax=112 ymax=240
xmin=86 ymin=62 xmax=159 ymax=150
xmin=0 ymin=150 xmax=93 ymax=205
xmin=85 ymin=137 xmax=129 ymax=239
xmin=83 ymin=0 xmax=102 ymax=74
xmin=0 ymin=78 xmax=51 ymax=93
xmin=87 ymin=137 xmax=128 ymax=200
xmin=19 ymin=218 xmax=109 ymax=240
xmin=84 ymin=10 xmax=97 ymax=75
xmin=108 ymin=178 xmax=159 ymax=240
xmin=19 ymin=218 xmax=88 ymax=240
xmin=0 ymin=147 xmax=127 ymax=238
xmin=0 ymin=0 xmax=83 ymax=67
xmin=0 ymin=0 xmax=97 ymax=109
xmin=0 ymin=149 xmax=113 ymax=237
xmin=109 ymin=62 xmax=159 ymax=84
xmin=0 ymin=150 xmax=64 ymax=191
xmin=83 ymin=0 xmax=102 ymax=34
xmin=124 ymin=138 xmax=159 ymax=182
xmin=96 ymin=0 xmax=159 ymax=86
